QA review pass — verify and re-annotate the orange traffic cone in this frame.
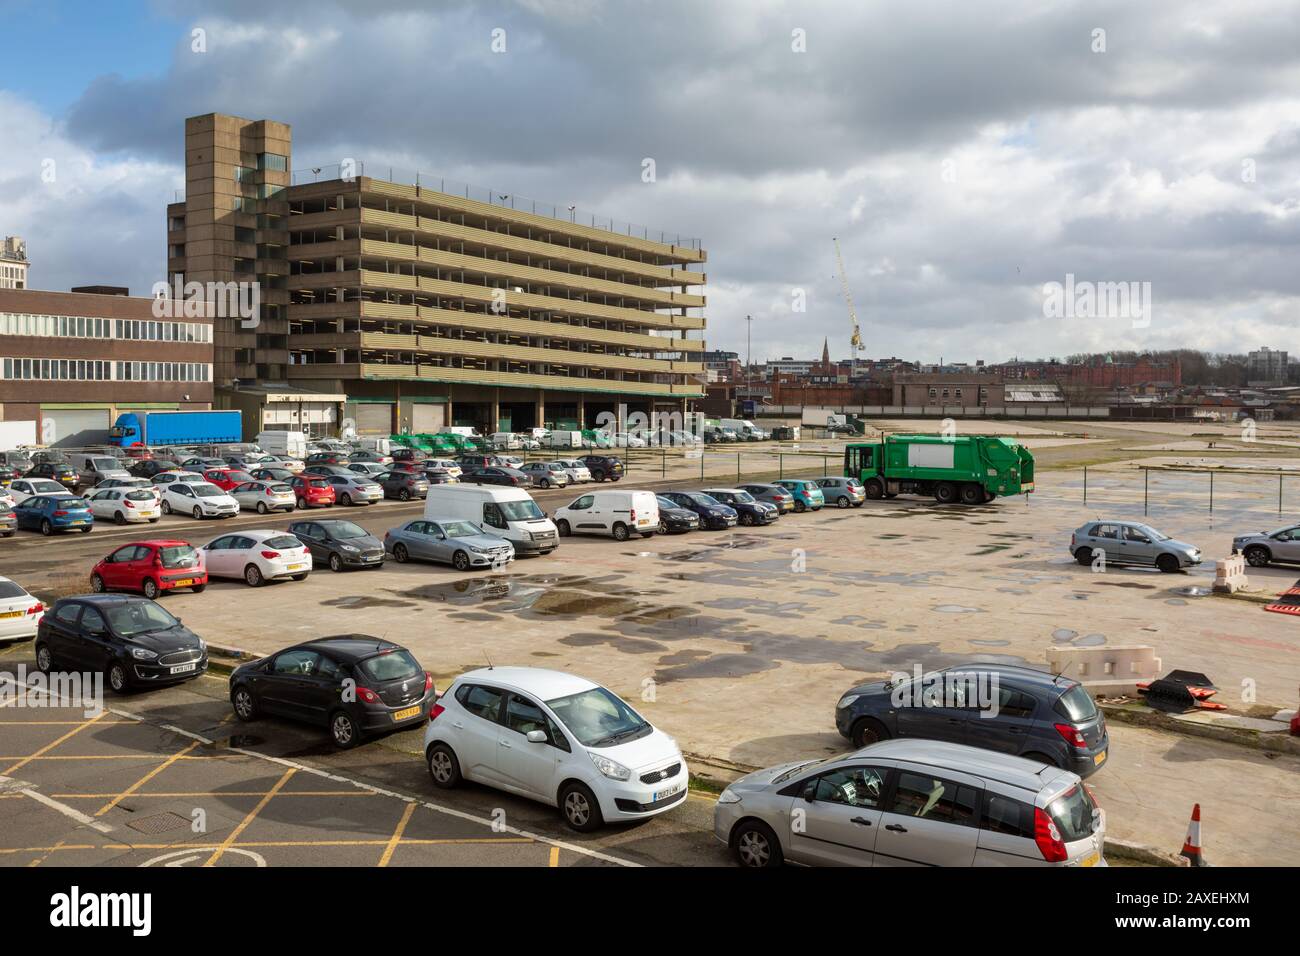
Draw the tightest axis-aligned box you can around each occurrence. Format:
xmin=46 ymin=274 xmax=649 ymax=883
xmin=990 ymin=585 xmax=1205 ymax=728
xmin=1180 ymin=804 xmax=1207 ymax=867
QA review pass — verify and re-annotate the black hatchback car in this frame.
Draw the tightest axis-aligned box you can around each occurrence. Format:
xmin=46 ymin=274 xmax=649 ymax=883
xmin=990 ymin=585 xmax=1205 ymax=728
xmin=578 ymin=454 xmax=624 ymax=482
xmin=229 ymin=635 xmax=436 ymax=748
xmin=655 ymin=495 xmax=700 ymax=533
xmin=288 ymin=519 xmax=385 ymax=572
xmin=834 ymin=663 xmax=1110 ymax=778
xmin=36 ymin=594 xmax=207 ymax=694
xmin=128 ymin=458 xmax=181 ymax=479
xmin=25 ymin=461 xmax=78 ymax=489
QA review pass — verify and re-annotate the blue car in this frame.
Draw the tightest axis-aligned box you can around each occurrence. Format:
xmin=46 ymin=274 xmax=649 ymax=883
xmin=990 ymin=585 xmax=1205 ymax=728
xmin=14 ymin=493 xmax=94 ymax=536
xmin=774 ymin=479 xmax=825 ymax=512
xmin=660 ymin=491 xmax=737 ymax=530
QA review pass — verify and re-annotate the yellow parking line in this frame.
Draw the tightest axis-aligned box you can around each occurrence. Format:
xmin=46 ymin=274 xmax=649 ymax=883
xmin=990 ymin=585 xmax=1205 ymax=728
xmin=203 ymin=768 xmax=295 ymax=867
xmin=0 ymin=836 xmax=536 ymax=854
xmin=94 ymin=741 xmax=199 ymax=817
xmin=0 ymin=753 xmax=237 ymax=760
xmin=2 ymin=711 xmax=106 ymax=775
xmin=378 ymin=802 xmax=417 ymax=867
xmin=0 ymin=720 xmax=136 ymax=725
xmin=549 ymin=846 xmax=560 ymax=867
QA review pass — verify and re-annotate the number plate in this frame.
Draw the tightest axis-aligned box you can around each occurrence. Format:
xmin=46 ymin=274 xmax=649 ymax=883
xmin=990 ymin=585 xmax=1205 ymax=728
xmin=69 ymin=519 xmax=86 ymax=525
xmin=287 ymin=564 xmax=305 ymax=571
xmin=172 ymin=579 xmax=194 ymax=588
xmin=1094 ymin=750 xmax=1106 ymax=765
xmin=391 ymin=705 xmax=422 ymax=722
xmin=169 ymin=662 xmax=198 ymax=674
xmin=653 ymin=781 xmax=684 ymax=802
xmin=0 ymin=610 xmax=22 ymax=619
xmin=1080 ymin=851 xmax=1100 ymax=867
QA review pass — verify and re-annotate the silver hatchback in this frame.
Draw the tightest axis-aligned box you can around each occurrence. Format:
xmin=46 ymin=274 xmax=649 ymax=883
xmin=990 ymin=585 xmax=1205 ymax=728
xmin=714 ymin=739 xmax=1106 ymax=868
xmin=1070 ymin=520 xmax=1200 ymax=572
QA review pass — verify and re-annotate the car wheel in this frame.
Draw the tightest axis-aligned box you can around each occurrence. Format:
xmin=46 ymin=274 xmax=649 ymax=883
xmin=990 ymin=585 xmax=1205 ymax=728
xmin=142 ymin=578 xmax=160 ymax=600
xmin=836 ymin=495 xmax=850 ymax=509
xmin=556 ymin=519 xmax=571 ymax=537
xmin=427 ymin=743 xmax=463 ymax=788
xmin=91 ymin=573 xmax=106 ymax=593
xmin=539 ymin=478 xmax=550 ymax=489
xmin=40 ymin=519 xmax=53 ymax=536
xmin=935 ymin=482 xmax=958 ymax=504
xmin=393 ymin=543 xmax=409 ymax=563
xmin=256 ymin=501 xmax=268 ymax=514
xmin=1244 ymin=545 xmax=1271 ymax=568
xmin=1156 ymin=553 xmax=1181 ymax=573
xmin=732 ymin=820 xmax=783 ymax=868
xmin=114 ymin=511 xmax=127 ymax=525
xmin=232 ymin=686 xmax=258 ymax=721
xmin=296 ymin=497 xmax=306 ymax=509
xmin=35 ymin=641 xmax=54 ymax=672
xmin=592 ymin=471 xmax=605 ymax=482
xmin=612 ymin=522 xmax=630 ymax=541
xmin=452 ymin=550 xmax=471 ymax=571
xmin=851 ymin=717 xmax=889 ymax=748
xmin=657 ymin=521 xmax=668 ymax=535
xmin=149 ymin=517 xmax=159 ymax=523
xmin=161 ymin=500 xmax=172 ymax=514
xmin=959 ymin=483 xmax=984 ymax=505
xmin=192 ymin=506 xmax=203 ymax=520
xmin=794 ymin=501 xmax=806 ymax=513
xmin=398 ymin=488 xmax=411 ymax=501
xmin=1075 ymin=547 xmax=1095 ymax=566
xmin=107 ymin=661 xmax=129 ymax=695
xmin=191 ymin=584 xmax=206 ymax=593
xmin=738 ymin=512 xmax=752 ymax=526
xmin=328 ymin=553 xmax=343 ymax=573
xmin=329 ymin=710 xmax=360 ymax=749
xmin=559 ymin=781 xmax=603 ymax=832
xmin=244 ymin=564 xmax=264 ymax=587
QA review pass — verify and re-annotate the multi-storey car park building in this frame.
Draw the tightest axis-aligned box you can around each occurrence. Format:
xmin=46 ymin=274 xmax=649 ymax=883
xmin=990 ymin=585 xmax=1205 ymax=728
xmin=167 ymin=113 xmax=707 ymax=437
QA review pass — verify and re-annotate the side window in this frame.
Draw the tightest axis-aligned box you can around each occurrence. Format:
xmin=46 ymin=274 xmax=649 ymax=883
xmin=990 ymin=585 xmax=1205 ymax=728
xmin=109 ymin=546 xmax=134 ymax=563
xmin=315 ymin=656 xmax=342 ymax=681
xmin=207 ymin=536 xmax=231 ymax=551
xmin=459 ymin=684 xmax=505 ymax=723
xmin=982 ymin=792 xmax=1033 ymax=838
xmin=806 ymin=766 xmax=889 ymax=808
xmin=1096 ymin=525 xmax=1117 ymax=539
xmin=80 ymin=607 xmax=109 ymax=635
xmin=272 ymin=650 xmax=320 ymax=676
xmin=1124 ymin=526 xmax=1150 ymax=543
xmin=483 ymin=503 xmax=506 ymax=529
xmin=54 ymin=603 xmax=82 ymax=625
xmin=504 ymin=693 xmax=549 ymax=737
xmin=997 ymin=688 xmax=1036 ymax=719
xmin=887 ymin=771 xmax=980 ymax=826
xmin=572 ymin=495 xmax=594 ymax=511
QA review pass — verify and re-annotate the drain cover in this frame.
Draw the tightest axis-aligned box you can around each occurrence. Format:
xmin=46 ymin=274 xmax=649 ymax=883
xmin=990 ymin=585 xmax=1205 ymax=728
xmin=126 ymin=811 xmax=192 ymax=835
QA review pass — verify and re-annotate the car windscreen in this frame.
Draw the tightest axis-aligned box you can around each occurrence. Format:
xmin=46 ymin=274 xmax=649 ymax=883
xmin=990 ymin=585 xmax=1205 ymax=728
xmin=1055 ymin=683 xmax=1098 ymax=721
xmin=105 ymin=601 xmax=180 ymax=637
xmin=441 ymin=520 xmax=482 ymax=538
xmin=1047 ymin=785 xmax=1098 ymax=841
xmin=656 ymin=497 xmax=678 ymax=509
xmin=731 ymin=491 xmax=756 ymax=503
xmin=0 ymin=581 xmax=29 ymax=599
xmin=687 ymin=493 xmax=720 ymax=506
xmin=159 ymin=546 xmax=198 ymax=568
xmin=91 ymin=458 xmax=118 ymax=470
xmin=1135 ymin=524 xmax=1169 ymax=541
xmin=226 ymin=471 xmax=254 ymax=482
xmin=193 ymin=485 xmax=224 ymax=498
xmin=325 ymin=521 xmax=368 ymax=539
xmin=358 ymin=649 xmax=423 ymax=683
xmin=263 ymin=534 xmax=301 ymax=550
xmin=546 ymin=686 xmax=651 ymax=748
xmin=499 ymin=499 xmax=544 ymax=521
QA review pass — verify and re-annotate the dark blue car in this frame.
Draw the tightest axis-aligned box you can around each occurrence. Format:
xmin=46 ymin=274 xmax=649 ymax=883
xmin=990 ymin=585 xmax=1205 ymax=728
xmin=701 ymin=488 xmax=779 ymax=526
xmin=14 ymin=493 xmax=94 ymax=536
xmin=660 ymin=491 xmax=737 ymax=530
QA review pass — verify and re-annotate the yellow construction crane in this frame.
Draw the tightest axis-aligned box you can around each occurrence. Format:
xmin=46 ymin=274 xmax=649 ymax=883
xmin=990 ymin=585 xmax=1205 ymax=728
xmin=832 ymin=237 xmax=863 ymax=375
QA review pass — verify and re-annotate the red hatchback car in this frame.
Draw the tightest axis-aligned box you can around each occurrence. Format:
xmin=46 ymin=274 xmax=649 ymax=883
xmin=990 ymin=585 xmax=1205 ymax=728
xmin=91 ymin=540 xmax=208 ymax=600
xmin=289 ymin=475 xmax=336 ymax=509
xmin=203 ymin=468 xmax=255 ymax=492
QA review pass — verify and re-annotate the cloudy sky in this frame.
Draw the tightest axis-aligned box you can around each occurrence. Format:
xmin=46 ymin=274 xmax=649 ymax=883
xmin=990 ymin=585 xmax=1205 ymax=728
xmin=2 ymin=0 xmax=1298 ymax=364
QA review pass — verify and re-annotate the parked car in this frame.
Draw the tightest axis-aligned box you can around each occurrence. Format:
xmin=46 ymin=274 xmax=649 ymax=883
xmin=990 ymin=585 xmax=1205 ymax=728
xmin=739 ymin=482 xmax=795 ymax=514
xmin=423 ymin=485 xmax=559 ymax=557
xmin=223 ymin=452 xmax=274 ymax=469
xmin=554 ymin=490 xmax=660 ymax=540
xmin=263 ymin=454 xmax=304 ymax=472
xmin=150 ymin=470 xmax=207 ymax=488
xmin=655 ymin=495 xmax=701 ymax=534
xmin=70 ymin=453 xmax=132 ymax=489
xmin=324 ymin=473 xmax=383 ymax=506
xmin=231 ymin=479 xmax=297 ymax=514
xmin=392 ymin=448 xmax=428 ymax=463
xmin=659 ymin=491 xmax=737 ymax=530
xmin=93 ymin=476 xmax=161 ymax=500
xmin=202 ymin=468 xmax=255 ymax=492
xmin=288 ymin=475 xmax=336 ymax=509
xmin=0 ymin=507 xmax=15 ymax=537
xmin=578 ymin=454 xmax=624 ymax=482
xmin=1070 ymin=520 xmax=1200 ymax=573
xmin=36 ymin=594 xmax=208 ymax=694
xmin=374 ymin=470 xmax=429 ymax=501
xmin=490 ymin=432 xmax=522 ymax=450
xmin=701 ymin=488 xmax=779 ymax=526
xmin=25 ymin=461 xmax=79 ymax=489
xmin=457 ymin=454 xmax=506 ymax=471
xmin=200 ymin=530 xmax=312 ymax=586
xmin=427 ymin=459 xmax=462 ymax=478
xmin=714 ymin=739 xmax=1105 ymax=868
xmin=347 ymin=461 xmax=388 ymax=479
xmin=385 ymin=518 xmax=514 ymax=569
xmin=14 ymin=493 xmax=94 ymax=535
xmin=419 ymin=467 xmax=458 ymax=485
xmin=1231 ymin=524 xmax=1300 ymax=568
xmin=305 ymin=451 xmax=350 ymax=466
xmin=0 ymin=450 xmax=35 ymax=475
xmin=347 ymin=449 xmax=392 ymax=465
xmin=834 ymin=663 xmax=1109 ymax=778
xmin=461 ymin=466 xmax=532 ymax=488
xmin=91 ymin=540 xmax=208 ymax=599
xmin=128 ymin=459 xmax=181 ymax=479
xmin=230 ymin=636 xmax=435 ymax=748
xmin=8 ymin=477 xmax=76 ymax=504
xmin=303 ymin=464 xmax=354 ymax=478
xmin=181 ymin=457 xmax=226 ymax=473
xmin=816 ymin=476 xmax=867 ymax=508
xmin=85 ymin=487 xmax=162 ymax=525
xmin=159 ymin=481 xmax=239 ymax=520
xmin=0 ymin=576 xmax=45 ymax=645
xmin=287 ymin=518 xmax=385 ymax=572
xmin=519 ymin=461 xmax=570 ymax=489
xmin=250 ymin=466 xmax=298 ymax=483
xmin=424 ymin=667 xmax=688 ymax=831
xmin=774 ymin=478 xmax=825 ymax=512
xmin=554 ymin=459 xmax=593 ymax=484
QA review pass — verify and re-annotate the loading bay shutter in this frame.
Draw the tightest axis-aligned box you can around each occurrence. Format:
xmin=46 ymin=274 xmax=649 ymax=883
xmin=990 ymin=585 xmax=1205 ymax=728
xmin=352 ymin=403 xmax=393 ymax=435
xmin=411 ymin=403 xmax=445 ymax=433
xmin=43 ymin=407 xmax=111 ymax=447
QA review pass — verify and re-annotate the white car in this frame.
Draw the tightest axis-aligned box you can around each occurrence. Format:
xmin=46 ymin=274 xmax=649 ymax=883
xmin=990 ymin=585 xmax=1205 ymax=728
xmin=199 ymin=529 xmax=312 ymax=586
xmin=0 ymin=489 xmax=14 ymax=511
xmin=554 ymin=459 xmax=593 ymax=483
xmin=151 ymin=470 xmax=207 ymax=487
xmin=0 ymin=576 xmax=44 ymax=645
xmin=93 ymin=476 xmax=161 ymax=502
xmin=425 ymin=667 xmax=688 ymax=831
xmin=7 ymin=477 xmax=67 ymax=504
xmin=160 ymin=481 xmax=239 ymax=519
xmin=85 ymin=487 xmax=162 ymax=525
xmin=231 ymin=479 xmax=296 ymax=514
xmin=428 ymin=459 xmax=462 ymax=478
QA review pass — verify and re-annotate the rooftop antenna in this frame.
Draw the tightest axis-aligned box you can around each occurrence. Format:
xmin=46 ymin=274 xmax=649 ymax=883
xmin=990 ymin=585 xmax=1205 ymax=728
xmin=484 ymin=651 xmax=494 ymax=670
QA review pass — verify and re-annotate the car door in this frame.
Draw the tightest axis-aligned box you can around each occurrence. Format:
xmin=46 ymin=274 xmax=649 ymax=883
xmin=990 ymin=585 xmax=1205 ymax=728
xmin=1121 ymin=525 xmax=1157 ymax=565
xmin=76 ymin=605 xmax=116 ymax=672
xmin=44 ymin=601 xmax=87 ymax=665
xmin=496 ymin=692 xmax=567 ymax=799
xmin=101 ymin=545 xmax=138 ymax=589
xmin=202 ymin=536 xmax=234 ymax=577
xmin=299 ymin=653 xmax=345 ymax=726
xmin=449 ymin=683 xmax=508 ymax=785
xmin=872 ymin=768 xmax=982 ymax=866
xmin=893 ymin=677 xmax=973 ymax=744
xmin=258 ymin=649 xmax=322 ymax=720
xmin=1271 ymin=526 xmax=1300 ymax=563
xmin=787 ymin=764 xmax=892 ymax=866
xmin=422 ymin=522 xmax=451 ymax=563
xmin=291 ymin=523 xmax=325 ymax=562
xmin=964 ymin=684 xmax=1039 ymax=756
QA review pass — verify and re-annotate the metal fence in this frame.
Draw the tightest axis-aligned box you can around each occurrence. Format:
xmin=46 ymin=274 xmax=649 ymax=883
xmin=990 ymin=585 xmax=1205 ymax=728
xmin=1064 ymin=466 xmax=1300 ymax=518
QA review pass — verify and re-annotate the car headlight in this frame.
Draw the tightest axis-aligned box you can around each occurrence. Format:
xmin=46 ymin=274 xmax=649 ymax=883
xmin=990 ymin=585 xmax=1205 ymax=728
xmin=198 ymin=638 xmax=206 ymax=651
xmin=130 ymin=646 xmax=157 ymax=661
xmin=470 ymin=546 xmax=486 ymax=553
xmin=717 ymin=787 xmax=741 ymax=805
xmin=838 ymin=694 xmax=860 ymax=709
xmin=588 ymin=752 xmax=631 ymax=781
xmin=340 ymin=544 xmax=359 ymax=553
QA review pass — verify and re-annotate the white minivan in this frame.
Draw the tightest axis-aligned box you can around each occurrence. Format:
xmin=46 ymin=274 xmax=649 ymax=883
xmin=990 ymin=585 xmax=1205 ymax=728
xmin=423 ymin=485 xmax=559 ymax=556
xmin=553 ymin=489 xmax=659 ymax=540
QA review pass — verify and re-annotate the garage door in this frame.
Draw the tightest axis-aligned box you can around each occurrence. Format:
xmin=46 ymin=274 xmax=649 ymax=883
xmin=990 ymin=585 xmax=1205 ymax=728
xmin=351 ymin=403 xmax=393 ymax=435
xmin=411 ymin=403 xmax=445 ymax=433
xmin=43 ymin=407 xmax=111 ymax=447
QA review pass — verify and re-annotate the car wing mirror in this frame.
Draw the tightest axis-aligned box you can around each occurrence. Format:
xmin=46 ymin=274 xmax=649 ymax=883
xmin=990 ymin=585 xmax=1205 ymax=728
xmin=526 ymin=730 xmax=547 ymax=744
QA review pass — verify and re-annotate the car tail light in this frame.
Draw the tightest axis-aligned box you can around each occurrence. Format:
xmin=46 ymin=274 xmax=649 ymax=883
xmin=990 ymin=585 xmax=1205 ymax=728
xmin=629 ymin=508 xmax=637 ymax=522
xmin=26 ymin=603 xmax=43 ymax=615
xmin=428 ymin=703 xmax=445 ymax=722
xmin=1054 ymin=722 xmax=1087 ymax=748
xmin=423 ymin=671 xmax=434 ymax=692
xmin=1033 ymin=806 xmax=1068 ymax=862
xmin=1070 ymin=533 xmax=1076 ymax=548
xmin=125 ymin=500 xmax=135 ymax=508
xmin=260 ymin=550 xmax=280 ymax=559
xmin=356 ymin=686 xmax=380 ymax=704
xmin=53 ymin=510 xmax=67 ymax=517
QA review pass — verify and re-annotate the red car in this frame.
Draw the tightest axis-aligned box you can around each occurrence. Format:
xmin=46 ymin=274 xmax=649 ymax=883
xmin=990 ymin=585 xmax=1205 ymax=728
xmin=91 ymin=540 xmax=208 ymax=600
xmin=289 ymin=475 xmax=336 ymax=508
xmin=203 ymin=468 xmax=255 ymax=492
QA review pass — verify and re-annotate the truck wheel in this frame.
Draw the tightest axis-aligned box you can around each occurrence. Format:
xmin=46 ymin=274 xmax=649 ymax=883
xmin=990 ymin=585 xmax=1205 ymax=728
xmin=959 ymin=484 xmax=983 ymax=505
xmin=934 ymin=482 xmax=958 ymax=504
xmin=864 ymin=480 xmax=884 ymax=500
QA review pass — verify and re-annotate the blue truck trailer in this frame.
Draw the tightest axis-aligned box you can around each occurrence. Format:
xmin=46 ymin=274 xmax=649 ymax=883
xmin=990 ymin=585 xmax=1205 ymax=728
xmin=109 ymin=410 xmax=242 ymax=447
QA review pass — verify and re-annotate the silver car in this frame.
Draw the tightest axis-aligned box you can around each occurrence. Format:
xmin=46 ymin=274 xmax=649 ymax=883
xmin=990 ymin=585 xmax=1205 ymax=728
xmin=325 ymin=473 xmax=383 ymax=506
xmin=1232 ymin=524 xmax=1300 ymax=568
xmin=384 ymin=518 xmax=514 ymax=571
xmin=815 ymin=476 xmax=866 ymax=508
xmin=231 ymin=479 xmax=297 ymax=514
xmin=1070 ymin=520 xmax=1201 ymax=572
xmin=347 ymin=461 xmax=388 ymax=479
xmin=714 ymin=739 xmax=1106 ymax=868
xmin=519 ymin=461 xmax=570 ymax=489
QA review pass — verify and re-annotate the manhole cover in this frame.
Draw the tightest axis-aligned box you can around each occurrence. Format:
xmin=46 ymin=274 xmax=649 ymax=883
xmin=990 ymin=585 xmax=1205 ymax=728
xmin=127 ymin=811 xmax=192 ymax=835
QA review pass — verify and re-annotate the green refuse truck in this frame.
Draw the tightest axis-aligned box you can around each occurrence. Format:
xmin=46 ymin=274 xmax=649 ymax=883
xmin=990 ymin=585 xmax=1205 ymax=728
xmin=843 ymin=434 xmax=1035 ymax=504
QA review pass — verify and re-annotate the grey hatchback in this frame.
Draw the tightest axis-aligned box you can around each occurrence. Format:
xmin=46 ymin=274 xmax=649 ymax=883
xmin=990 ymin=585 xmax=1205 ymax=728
xmin=1070 ymin=520 xmax=1201 ymax=572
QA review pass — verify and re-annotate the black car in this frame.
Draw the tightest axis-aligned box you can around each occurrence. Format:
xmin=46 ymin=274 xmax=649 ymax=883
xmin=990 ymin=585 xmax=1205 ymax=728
xmin=834 ymin=663 xmax=1111 ymax=778
xmin=35 ymin=594 xmax=207 ymax=695
xmin=702 ymin=488 xmax=780 ymax=526
xmin=250 ymin=466 xmax=298 ymax=483
xmin=655 ymin=495 xmax=700 ymax=533
xmin=375 ymin=470 xmax=429 ymax=500
xmin=302 ymin=463 xmax=354 ymax=478
xmin=128 ymin=458 xmax=180 ymax=479
xmin=660 ymin=491 xmax=738 ymax=529
xmin=305 ymin=451 xmax=349 ymax=466
xmin=578 ymin=455 xmax=624 ymax=482
xmin=391 ymin=448 xmax=427 ymax=463
xmin=460 ymin=466 xmax=531 ymax=488
xmin=287 ymin=518 xmax=385 ymax=572
xmin=25 ymin=461 xmax=78 ymax=489
xmin=229 ymin=635 xmax=436 ymax=749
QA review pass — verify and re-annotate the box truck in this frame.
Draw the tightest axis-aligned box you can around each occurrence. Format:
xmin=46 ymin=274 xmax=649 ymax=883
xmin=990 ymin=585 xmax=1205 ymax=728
xmin=110 ymin=410 xmax=242 ymax=448
xmin=844 ymin=434 xmax=1034 ymax=504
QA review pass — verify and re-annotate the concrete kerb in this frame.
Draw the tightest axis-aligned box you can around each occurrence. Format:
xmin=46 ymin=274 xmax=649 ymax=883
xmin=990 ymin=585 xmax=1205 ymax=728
xmin=1100 ymin=701 xmax=1300 ymax=757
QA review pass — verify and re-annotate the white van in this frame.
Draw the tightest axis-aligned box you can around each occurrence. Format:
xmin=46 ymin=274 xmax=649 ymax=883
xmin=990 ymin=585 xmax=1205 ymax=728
xmin=423 ymin=485 xmax=559 ymax=556
xmin=257 ymin=430 xmax=309 ymax=457
xmin=545 ymin=430 xmax=584 ymax=449
xmin=69 ymin=452 xmax=131 ymax=489
xmin=554 ymin=489 xmax=659 ymax=541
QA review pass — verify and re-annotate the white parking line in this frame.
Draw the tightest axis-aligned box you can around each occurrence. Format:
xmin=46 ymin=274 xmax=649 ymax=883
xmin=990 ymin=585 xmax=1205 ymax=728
xmin=0 ymin=775 xmax=114 ymax=835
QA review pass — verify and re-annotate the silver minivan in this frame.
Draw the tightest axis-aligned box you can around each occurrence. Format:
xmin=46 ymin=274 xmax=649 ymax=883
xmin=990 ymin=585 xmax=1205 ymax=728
xmin=714 ymin=739 xmax=1105 ymax=867
xmin=70 ymin=452 xmax=131 ymax=490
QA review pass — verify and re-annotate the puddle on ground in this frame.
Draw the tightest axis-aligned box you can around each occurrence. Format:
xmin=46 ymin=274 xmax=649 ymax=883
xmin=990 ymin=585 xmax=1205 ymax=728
xmin=700 ymin=597 xmax=821 ymax=619
xmin=970 ymin=639 xmax=1010 ymax=647
xmin=1089 ymin=581 xmax=1157 ymax=590
xmin=832 ymin=615 xmax=886 ymax=631
xmin=1165 ymin=598 xmax=1187 ymax=606
xmin=970 ymin=544 xmax=1014 ymax=556
xmin=1051 ymin=628 xmax=1106 ymax=646
xmin=321 ymin=595 xmax=416 ymax=610
xmin=1052 ymin=628 xmax=1078 ymax=643
xmin=560 ymin=632 xmax=666 ymax=654
xmin=1170 ymin=586 xmax=1213 ymax=597
xmin=933 ymin=604 xmax=984 ymax=614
